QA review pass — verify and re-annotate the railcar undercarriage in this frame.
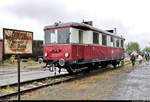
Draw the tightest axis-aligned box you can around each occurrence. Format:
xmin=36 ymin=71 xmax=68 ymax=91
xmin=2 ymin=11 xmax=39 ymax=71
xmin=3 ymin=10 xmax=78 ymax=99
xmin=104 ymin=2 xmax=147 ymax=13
xmin=41 ymin=59 xmax=123 ymax=74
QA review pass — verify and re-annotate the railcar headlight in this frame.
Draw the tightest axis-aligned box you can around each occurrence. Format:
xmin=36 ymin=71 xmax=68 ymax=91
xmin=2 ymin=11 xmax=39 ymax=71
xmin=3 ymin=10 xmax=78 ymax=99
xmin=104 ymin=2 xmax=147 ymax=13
xmin=44 ymin=52 xmax=48 ymax=57
xmin=65 ymin=52 xmax=69 ymax=58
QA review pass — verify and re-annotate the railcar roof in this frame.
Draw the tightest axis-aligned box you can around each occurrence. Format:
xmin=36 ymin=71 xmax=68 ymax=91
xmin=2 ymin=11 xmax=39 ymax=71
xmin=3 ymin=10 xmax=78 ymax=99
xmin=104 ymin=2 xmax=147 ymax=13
xmin=44 ymin=22 xmax=125 ymax=40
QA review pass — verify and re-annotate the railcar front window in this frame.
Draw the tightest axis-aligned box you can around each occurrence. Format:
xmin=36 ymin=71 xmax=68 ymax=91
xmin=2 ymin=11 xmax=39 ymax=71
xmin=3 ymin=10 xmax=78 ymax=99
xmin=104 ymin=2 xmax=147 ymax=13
xmin=57 ymin=28 xmax=70 ymax=44
xmin=45 ymin=30 xmax=56 ymax=44
xmin=45 ymin=28 xmax=70 ymax=44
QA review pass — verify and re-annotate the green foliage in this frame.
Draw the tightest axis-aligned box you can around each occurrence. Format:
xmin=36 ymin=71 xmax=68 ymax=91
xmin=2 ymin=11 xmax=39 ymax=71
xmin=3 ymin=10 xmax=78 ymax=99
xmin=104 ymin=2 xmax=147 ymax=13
xmin=121 ymin=60 xmax=124 ymax=66
xmin=22 ymin=64 xmax=26 ymax=69
xmin=33 ymin=81 xmax=38 ymax=85
xmin=45 ymin=78 xmax=54 ymax=84
xmin=6 ymin=81 xmax=10 ymax=90
xmin=3 ymin=59 xmax=10 ymax=64
xmin=126 ymin=42 xmax=141 ymax=53
xmin=9 ymin=55 xmax=16 ymax=64
xmin=142 ymin=47 xmax=150 ymax=53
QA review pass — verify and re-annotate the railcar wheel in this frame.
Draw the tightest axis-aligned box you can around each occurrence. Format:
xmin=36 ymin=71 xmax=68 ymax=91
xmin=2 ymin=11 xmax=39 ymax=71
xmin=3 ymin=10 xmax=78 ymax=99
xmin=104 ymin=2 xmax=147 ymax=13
xmin=111 ymin=60 xmax=117 ymax=68
xmin=94 ymin=63 xmax=99 ymax=69
xmin=112 ymin=63 xmax=117 ymax=68
xmin=85 ymin=63 xmax=93 ymax=73
xmin=101 ymin=63 xmax=107 ymax=68
xmin=112 ymin=61 xmax=118 ymax=68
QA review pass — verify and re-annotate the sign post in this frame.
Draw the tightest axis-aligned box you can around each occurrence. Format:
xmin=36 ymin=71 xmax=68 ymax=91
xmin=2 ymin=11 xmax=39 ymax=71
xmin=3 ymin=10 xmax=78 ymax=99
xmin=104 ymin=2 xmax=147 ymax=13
xmin=17 ymin=54 xmax=21 ymax=100
xmin=3 ymin=28 xmax=33 ymax=100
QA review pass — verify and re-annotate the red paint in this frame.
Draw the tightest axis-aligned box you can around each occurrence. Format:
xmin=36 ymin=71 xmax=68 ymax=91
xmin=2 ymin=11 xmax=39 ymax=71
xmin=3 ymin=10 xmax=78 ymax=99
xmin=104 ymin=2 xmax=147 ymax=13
xmin=44 ymin=26 xmax=72 ymax=31
xmin=43 ymin=44 xmax=124 ymax=60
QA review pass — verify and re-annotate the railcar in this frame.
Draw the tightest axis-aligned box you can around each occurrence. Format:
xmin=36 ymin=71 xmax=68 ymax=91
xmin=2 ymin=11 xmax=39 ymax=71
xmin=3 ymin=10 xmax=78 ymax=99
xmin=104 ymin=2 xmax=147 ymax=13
xmin=43 ymin=21 xmax=125 ymax=74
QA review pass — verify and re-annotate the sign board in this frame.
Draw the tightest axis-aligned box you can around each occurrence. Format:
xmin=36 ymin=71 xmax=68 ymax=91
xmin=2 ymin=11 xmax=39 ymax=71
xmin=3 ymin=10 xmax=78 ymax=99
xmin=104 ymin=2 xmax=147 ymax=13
xmin=3 ymin=28 xmax=33 ymax=54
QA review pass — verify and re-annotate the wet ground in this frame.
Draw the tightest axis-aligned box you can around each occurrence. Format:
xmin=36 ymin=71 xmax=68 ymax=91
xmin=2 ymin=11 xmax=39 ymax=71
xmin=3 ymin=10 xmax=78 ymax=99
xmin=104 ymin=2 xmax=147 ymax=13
xmin=109 ymin=62 xmax=150 ymax=100
xmin=0 ymin=65 xmax=67 ymax=86
xmin=17 ymin=61 xmax=150 ymax=100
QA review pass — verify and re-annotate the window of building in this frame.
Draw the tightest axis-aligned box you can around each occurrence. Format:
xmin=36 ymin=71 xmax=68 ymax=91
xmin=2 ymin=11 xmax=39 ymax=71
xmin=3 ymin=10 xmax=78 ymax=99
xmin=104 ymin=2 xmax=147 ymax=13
xmin=93 ymin=32 xmax=99 ymax=44
xmin=102 ymin=34 xmax=107 ymax=46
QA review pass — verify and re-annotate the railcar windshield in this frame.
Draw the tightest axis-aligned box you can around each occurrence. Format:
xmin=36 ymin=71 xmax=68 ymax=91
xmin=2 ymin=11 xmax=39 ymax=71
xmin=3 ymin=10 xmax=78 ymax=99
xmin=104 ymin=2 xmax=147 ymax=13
xmin=44 ymin=28 xmax=70 ymax=44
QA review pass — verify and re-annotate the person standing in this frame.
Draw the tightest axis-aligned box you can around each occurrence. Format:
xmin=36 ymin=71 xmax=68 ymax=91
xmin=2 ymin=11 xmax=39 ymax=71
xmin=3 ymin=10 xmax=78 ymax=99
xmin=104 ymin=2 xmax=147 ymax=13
xmin=130 ymin=54 xmax=136 ymax=67
xmin=145 ymin=52 xmax=149 ymax=65
xmin=138 ymin=54 xmax=143 ymax=64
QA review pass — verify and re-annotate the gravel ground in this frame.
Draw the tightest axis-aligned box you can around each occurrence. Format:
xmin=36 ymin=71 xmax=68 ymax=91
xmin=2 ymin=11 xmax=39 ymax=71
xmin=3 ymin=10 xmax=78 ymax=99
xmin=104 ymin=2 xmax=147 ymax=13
xmin=9 ymin=61 xmax=150 ymax=100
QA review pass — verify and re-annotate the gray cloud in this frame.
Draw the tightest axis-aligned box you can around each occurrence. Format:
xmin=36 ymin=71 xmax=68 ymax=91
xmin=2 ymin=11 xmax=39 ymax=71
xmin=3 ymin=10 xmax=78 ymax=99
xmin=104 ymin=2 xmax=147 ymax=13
xmin=2 ymin=0 xmax=88 ymax=24
xmin=2 ymin=0 xmax=129 ymax=33
xmin=1 ymin=0 xmax=134 ymax=47
xmin=93 ymin=18 xmax=131 ymax=40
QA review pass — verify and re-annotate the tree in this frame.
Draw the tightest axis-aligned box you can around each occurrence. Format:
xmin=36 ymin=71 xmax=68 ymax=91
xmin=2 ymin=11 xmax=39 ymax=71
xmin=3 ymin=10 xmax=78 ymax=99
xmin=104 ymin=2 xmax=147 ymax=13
xmin=142 ymin=47 xmax=150 ymax=53
xmin=126 ymin=42 xmax=141 ymax=53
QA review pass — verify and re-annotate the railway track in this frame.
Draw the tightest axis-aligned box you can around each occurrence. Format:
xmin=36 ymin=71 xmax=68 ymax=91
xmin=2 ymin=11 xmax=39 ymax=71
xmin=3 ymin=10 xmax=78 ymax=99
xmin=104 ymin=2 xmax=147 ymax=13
xmin=0 ymin=73 xmax=71 ymax=99
xmin=0 ymin=61 xmax=131 ymax=100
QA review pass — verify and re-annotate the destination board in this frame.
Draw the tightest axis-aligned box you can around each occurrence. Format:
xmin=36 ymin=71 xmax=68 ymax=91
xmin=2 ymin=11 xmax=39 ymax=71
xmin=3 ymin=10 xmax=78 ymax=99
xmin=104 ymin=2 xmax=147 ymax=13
xmin=3 ymin=28 xmax=33 ymax=54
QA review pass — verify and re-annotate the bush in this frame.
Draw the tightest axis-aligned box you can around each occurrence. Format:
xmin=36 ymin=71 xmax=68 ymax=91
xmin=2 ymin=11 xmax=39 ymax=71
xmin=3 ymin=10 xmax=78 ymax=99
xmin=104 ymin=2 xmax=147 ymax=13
xmin=9 ymin=55 xmax=16 ymax=64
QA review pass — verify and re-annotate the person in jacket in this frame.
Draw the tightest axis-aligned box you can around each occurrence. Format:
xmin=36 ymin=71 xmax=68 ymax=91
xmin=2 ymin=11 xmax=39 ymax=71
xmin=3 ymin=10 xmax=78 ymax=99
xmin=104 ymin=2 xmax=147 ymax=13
xmin=145 ymin=52 xmax=149 ymax=61
xmin=130 ymin=54 xmax=136 ymax=67
xmin=138 ymin=54 xmax=143 ymax=64
xmin=145 ymin=52 xmax=149 ymax=65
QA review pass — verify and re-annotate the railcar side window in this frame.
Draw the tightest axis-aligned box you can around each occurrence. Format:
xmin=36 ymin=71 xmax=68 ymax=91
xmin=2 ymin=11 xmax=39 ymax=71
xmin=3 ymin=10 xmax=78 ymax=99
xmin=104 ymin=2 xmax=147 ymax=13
xmin=110 ymin=36 xmax=114 ymax=47
xmin=121 ymin=40 xmax=124 ymax=48
xmin=93 ymin=32 xmax=99 ymax=44
xmin=79 ymin=30 xmax=83 ymax=44
xmin=116 ymin=39 xmax=120 ymax=47
xmin=102 ymin=34 xmax=107 ymax=46
xmin=57 ymin=28 xmax=70 ymax=44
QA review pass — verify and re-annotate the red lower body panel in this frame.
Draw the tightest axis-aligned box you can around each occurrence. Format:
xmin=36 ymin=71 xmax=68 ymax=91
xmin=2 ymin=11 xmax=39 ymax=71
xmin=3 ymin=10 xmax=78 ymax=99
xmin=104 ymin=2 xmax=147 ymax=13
xmin=43 ymin=44 xmax=124 ymax=61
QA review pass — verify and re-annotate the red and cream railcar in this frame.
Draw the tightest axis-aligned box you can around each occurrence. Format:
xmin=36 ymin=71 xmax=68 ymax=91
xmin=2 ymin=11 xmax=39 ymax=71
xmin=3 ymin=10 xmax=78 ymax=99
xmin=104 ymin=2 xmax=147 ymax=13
xmin=43 ymin=22 xmax=125 ymax=74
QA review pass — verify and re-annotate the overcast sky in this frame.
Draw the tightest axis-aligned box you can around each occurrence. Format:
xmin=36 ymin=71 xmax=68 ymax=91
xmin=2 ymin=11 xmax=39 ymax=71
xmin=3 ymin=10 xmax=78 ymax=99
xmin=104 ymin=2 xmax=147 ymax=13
xmin=0 ymin=0 xmax=150 ymax=49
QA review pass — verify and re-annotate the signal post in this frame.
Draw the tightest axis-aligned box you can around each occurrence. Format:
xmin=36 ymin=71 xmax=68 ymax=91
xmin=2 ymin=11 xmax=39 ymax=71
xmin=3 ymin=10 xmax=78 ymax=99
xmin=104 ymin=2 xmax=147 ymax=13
xmin=3 ymin=28 xmax=33 ymax=100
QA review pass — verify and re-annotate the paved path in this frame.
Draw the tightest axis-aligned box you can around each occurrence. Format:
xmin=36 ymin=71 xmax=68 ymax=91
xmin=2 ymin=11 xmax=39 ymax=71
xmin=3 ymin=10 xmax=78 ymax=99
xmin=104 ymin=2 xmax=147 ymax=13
xmin=108 ymin=61 xmax=150 ymax=100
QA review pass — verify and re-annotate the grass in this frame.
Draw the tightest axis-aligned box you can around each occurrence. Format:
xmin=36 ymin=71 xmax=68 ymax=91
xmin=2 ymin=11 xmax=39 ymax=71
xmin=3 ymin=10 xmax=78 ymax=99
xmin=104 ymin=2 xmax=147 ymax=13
xmin=6 ymin=82 xmax=10 ymax=90
xmin=45 ymin=78 xmax=55 ymax=84
xmin=1 ymin=82 xmax=15 ymax=93
xmin=33 ymin=81 xmax=39 ymax=85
